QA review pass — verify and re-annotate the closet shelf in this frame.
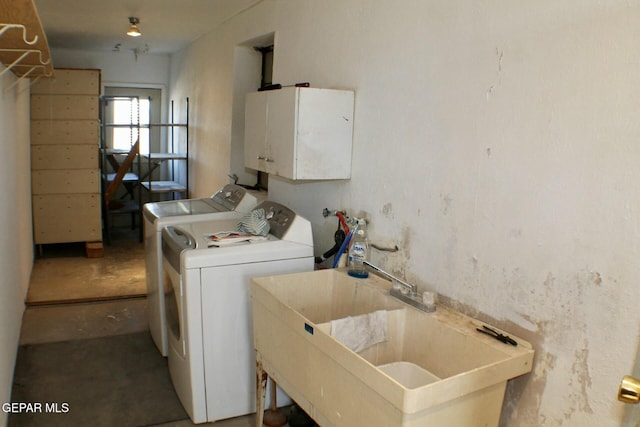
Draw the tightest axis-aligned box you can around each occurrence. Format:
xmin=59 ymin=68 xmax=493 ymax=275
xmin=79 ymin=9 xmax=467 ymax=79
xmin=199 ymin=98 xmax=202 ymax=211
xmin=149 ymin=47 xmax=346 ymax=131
xmin=141 ymin=153 xmax=188 ymax=161
xmin=140 ymin=181 xmax=188 ymax=193
xmin=0 ymin=0 xmax=54 ymax=80
xmin=102 ymin=123 xmax=188 ymax=128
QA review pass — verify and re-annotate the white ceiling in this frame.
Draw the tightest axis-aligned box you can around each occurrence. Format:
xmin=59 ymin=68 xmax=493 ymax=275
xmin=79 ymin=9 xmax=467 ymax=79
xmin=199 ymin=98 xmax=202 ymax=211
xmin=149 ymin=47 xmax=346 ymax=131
xmin=33 ymin=0 xmax=263 ymax=54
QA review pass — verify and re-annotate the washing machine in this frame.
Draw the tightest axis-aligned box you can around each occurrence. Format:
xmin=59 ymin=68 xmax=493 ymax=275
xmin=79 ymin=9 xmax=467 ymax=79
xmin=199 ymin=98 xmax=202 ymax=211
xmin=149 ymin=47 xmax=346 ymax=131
xmin=162 ymin=200 xmax=314 ymax=424
xmin=144 ymin=183 xmax=260 ymax=356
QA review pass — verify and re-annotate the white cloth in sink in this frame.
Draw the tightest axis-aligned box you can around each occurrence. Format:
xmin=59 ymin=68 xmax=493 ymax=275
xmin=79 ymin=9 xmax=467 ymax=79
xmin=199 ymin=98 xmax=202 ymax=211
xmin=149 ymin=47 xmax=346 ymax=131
xmin=330 ymin=310 xmax=388 ymax=353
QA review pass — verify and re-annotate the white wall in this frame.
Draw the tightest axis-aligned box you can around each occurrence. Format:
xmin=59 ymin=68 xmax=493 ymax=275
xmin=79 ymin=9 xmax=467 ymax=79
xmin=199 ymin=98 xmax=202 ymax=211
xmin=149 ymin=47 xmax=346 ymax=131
xmin=52 ymin=47 xmax=171 ymax=127
xmin=171 ymin=1 xmax=640 ymax=425
xmin=169 ymin=42 xmax=241 ymax=197
xmin=52 ymin=47 xmax=177 ymax=199
xmin=51 ymin=47 xmax=170 ymax=88
xmin=229 ymin=44 xmax=262 ymax=188
xmin=0 ymin=73 xmax=34 ymax=426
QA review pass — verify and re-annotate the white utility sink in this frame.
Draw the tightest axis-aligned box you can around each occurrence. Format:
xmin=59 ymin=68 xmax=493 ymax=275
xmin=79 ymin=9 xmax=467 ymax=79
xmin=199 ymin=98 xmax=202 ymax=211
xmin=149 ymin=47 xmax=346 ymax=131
xmin=251 ymin=269 xmax=534 ymax=427
xmin=377 ymin=361 xmax=440 ymax=389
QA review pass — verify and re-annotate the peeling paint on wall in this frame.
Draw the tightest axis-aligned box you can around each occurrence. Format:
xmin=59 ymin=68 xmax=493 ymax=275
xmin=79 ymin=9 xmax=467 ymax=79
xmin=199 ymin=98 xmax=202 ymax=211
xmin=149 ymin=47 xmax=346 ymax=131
xmin=438 ymin=262 xmax=609 ymax=426
xmin=380 ymin=202 xmax=394 ymax=219
xmin=530 ymin=350 xmax=557 ymax=425
xmin=374 ymin=225 xmax=413 ymax=285
xmin=440 ymin=193 xmax=452 ymax=216
xmin=571 ymin=342 xmax=594 ymax=414
xmin=171 ymin=0 xmax=640 ymax=424
xmin=486 ymin=48 xmax=504 ymax=101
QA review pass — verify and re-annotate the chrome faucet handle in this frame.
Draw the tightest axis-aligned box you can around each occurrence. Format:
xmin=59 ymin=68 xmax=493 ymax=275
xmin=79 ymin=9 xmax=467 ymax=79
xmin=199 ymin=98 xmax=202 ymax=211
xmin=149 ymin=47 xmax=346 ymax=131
xmin=363 ymin=261 xmax=417 ymax=295
xmin=362 ymin=261 xmax=436 ymax=313
xmin=390 ymin=279 xmax=417 ymax=297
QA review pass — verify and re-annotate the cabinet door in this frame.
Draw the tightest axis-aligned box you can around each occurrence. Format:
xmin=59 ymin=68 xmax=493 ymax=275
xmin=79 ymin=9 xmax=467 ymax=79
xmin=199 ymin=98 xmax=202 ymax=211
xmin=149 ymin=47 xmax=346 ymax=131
xmin=32 ymin=170 xmax=99 ymax=194
xmin=31 ymin=120 xmax=99 ymax=145
xmin=244 ymin=92 xmax=268 ymax=172
xmin=295 ymin=89 xmax=354 ymax=180
xmin=31 ymin=144 xmax=98 ymax=170
xmin=31 ymin=145 xmax=98 ymax=170
xmin=243 ymin=87 xmax=354 ymax=180
xmin=32 ymin=194 xmax=102 ymax=244
xmin=31 ymin=95 xmax=99 ymax=120
xmin=264 ymin=89 xmax=297 ymax=179
xmin=31 ymin=69 xmax=100 ymax=95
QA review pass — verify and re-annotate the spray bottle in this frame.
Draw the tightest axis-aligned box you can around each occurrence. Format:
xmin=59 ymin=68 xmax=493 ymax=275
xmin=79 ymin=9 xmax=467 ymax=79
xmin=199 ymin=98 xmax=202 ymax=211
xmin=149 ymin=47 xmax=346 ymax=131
xmin=347 ymin=218 xmax=369 ymax=278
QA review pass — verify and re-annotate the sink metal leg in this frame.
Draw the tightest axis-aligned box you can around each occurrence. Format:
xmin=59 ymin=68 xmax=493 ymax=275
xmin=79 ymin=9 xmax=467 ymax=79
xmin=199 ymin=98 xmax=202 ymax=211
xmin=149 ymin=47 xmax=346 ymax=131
xmin=256 ymin=356 xmax=268 ymax=427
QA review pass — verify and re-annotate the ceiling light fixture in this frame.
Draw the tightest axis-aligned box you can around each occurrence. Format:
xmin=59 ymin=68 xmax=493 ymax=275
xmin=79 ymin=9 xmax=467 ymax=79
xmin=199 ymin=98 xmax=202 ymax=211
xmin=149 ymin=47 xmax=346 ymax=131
xmin=126 ymin=17 xmax=141 ymax=37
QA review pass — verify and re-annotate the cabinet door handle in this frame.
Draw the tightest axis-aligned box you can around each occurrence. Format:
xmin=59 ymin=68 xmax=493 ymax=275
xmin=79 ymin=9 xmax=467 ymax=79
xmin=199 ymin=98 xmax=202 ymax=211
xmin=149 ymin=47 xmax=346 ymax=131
xmin=257 ymin=156 xmax=275 ymax=163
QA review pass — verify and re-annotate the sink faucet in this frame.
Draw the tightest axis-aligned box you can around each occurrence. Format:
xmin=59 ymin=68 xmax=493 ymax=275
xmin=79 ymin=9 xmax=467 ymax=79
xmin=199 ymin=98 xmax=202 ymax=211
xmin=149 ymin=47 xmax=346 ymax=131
xmin=363 ymin=261 xmax=436 ymax=312
xmin=363 ymin=261 xmax=417 ymax=296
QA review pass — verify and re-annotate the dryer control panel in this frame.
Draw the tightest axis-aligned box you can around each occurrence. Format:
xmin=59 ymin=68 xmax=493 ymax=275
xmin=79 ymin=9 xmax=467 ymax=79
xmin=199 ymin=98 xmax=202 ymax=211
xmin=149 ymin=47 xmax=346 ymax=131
xmin=259 ymin=200 xmax=297 ymax=240
xmin=211 ymin=184 xmax=250 ymax=211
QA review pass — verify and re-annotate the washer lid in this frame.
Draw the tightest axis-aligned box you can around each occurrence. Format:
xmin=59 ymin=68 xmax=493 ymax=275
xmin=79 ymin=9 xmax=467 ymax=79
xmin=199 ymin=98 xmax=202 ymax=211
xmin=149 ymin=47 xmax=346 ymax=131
xmin=143 ymin=184 xmax=258 ymax=222
xmin=144 ymin=198 xmax=225 ymax=220
xmin=182 ymin=239 xmax=314 ymax=269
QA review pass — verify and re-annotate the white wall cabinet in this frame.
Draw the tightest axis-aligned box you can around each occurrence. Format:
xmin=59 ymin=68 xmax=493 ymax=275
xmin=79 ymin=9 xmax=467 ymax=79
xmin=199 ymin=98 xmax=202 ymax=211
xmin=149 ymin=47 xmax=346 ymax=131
xmin=244 ymin=87 xmax=354 ymax=180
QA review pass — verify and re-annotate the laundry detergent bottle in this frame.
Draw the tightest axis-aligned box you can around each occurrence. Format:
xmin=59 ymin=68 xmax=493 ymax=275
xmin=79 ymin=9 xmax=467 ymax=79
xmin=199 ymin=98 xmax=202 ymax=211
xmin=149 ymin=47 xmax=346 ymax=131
xmin=347 ymin=218 xmax=369 ymax=278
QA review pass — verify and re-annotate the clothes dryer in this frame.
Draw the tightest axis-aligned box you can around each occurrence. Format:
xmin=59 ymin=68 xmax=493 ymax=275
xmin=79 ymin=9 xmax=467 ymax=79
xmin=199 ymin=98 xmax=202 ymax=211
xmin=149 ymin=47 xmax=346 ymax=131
xmin=162 ymin=201 xmax=313 ymax=423
xmin=143 ymin=183 xmax=260 ymax=356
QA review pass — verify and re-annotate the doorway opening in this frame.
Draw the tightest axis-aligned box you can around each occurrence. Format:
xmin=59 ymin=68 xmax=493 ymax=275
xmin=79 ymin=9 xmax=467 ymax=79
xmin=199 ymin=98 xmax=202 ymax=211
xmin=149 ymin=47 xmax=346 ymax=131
xmin=101 ymin=87 xmax=164 ymax=238
xmin=230 ymin=33 xmax=274 ymax=192
xmin=109 ymin=96 xmax=150 ymax=154
xmin=103 ymin=87 xmax=162 ymax=155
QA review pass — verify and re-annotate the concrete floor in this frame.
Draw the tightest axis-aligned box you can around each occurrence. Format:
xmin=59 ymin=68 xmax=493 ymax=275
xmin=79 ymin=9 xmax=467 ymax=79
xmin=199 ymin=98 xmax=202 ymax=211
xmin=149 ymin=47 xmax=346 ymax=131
xmin=17 ymin=231 xmax=264 ymax=427
xmin=27 ymin=236 xmax=146 ymax=305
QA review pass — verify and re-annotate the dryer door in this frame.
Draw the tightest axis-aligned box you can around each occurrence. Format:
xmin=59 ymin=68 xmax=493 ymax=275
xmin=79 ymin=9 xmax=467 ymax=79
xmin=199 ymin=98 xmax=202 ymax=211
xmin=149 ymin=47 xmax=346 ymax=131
xmin=163 ymin=262 xmax=183 ymax=357
xmin=162 ymin=226 xmax=195 ymax=359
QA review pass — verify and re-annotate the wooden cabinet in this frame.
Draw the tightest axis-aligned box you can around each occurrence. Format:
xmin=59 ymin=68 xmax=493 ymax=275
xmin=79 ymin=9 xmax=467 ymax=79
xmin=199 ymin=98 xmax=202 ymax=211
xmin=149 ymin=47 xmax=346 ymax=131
xmin=31 ymin=95 xmax=99 ymax=120
xmin=244 ymin=87 xmax=354 ymax=180
xmin=31 ymin=145 xmax=98 ymax=170
xmin=30 ymin=68 xmax=102 ymax=245
xmin=31 ymin=120 xmax=99 ymax=145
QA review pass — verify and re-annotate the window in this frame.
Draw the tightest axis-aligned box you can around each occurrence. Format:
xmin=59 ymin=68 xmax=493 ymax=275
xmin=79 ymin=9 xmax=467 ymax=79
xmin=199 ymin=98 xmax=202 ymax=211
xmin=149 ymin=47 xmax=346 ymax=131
xmin=110 ymin=96 xmax=150 ymax=154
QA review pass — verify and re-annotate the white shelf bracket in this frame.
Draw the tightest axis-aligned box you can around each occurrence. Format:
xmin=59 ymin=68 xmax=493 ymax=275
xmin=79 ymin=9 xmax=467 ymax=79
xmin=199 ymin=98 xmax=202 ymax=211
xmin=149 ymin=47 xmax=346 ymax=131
xmin=0 ymin=50 xmax=30 ymax=78
xmin=0 ymin=48 xmax=51 ymax=65
xmin=0 ymin=48 xmax=51 ymax=79
xmin=3 ymin=63 xmax=43 ymax=92
xmin=0 ymin=23 xmax=38 ymax=45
